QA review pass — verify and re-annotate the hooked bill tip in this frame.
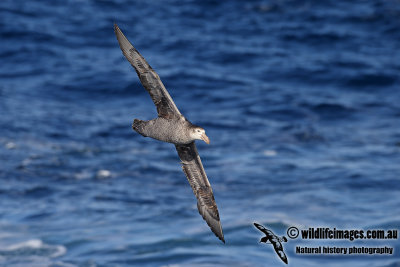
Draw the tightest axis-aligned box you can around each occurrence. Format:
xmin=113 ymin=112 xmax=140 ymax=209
xmin=201 ymin=133 xmax=210 ymax=144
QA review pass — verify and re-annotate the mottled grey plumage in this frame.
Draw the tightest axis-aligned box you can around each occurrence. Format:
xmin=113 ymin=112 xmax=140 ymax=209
xmin=254 ymin=223 xmax=288 ymax=264
xmin=132 ymin=117 xmax=198 ymax=145
xmin=114 ymin=24 xmax=224 ymax=243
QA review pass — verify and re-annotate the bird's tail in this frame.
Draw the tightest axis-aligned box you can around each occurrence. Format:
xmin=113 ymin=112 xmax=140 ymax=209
xmin=132 ymin=119 xmax=147 ymax=136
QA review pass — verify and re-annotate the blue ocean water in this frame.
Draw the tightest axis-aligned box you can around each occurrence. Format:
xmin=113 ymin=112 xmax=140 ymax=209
xmin=1 ymin=0 xmax=400 ymax=266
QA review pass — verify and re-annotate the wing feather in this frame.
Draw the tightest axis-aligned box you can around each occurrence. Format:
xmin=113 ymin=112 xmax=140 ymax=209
xmin=254 ymin=222 xmax=271 ymax=235
xmin=176 ymin=142 xmax=224 ymax=243
xmin=114 ymin=24 xmax=181 ymax=119
xmin=274 ymin=246 xmax=288 ymax=264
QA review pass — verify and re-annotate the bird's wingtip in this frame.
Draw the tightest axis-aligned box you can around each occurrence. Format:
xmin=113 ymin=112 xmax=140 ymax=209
xmin=210 ymin=219 xmax=225 ymax=244
xmin=208 ymin=216 xmax=225 ymax=244
xmin=212 ymin=221 xmax=225 ymax=243
xmin=219 ymin=229 xmax=225 ymax=244
xmin=113 ymin=23 xmax=120 ymax=34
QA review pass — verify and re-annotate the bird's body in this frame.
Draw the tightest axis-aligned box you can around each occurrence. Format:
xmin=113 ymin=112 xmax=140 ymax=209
xmin=133 ymin=116 xmax=198 ymax=145
xmin=254 ymin=223 xmax=288 ymax=264
xmin=114 ymin=23 xmax=223 ymax=243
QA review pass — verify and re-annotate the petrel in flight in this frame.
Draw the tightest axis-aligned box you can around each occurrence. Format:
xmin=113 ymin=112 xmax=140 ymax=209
xmin=254 ymin=222 xmax=288 ymax=264
xmin=114 ymin=24 xmax=224 ymax=243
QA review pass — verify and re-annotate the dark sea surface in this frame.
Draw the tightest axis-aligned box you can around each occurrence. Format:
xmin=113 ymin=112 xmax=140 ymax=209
xmin=1 ymin=0 xmax=400 ymax=266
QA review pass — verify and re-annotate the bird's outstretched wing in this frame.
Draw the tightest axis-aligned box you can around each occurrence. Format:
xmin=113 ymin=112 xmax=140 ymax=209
xmin=114 ymin=24 xmax=181 ymax=119
xmin=273 ymin=245 xmax=288 ymax=264
xmin=254 ymin=222 xmax=274 ymax=236
xmin=176 ymin=142 xmax=224 ymax=243
xmin=254 ymin=223 xmax=288 ymax=264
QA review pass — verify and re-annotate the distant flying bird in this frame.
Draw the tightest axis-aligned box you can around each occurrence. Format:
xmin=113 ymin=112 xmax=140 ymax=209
xmin=114 ymin=24 xmax=224 ymax=243
xmin=254 ymin=223 xmax=288 ymax=264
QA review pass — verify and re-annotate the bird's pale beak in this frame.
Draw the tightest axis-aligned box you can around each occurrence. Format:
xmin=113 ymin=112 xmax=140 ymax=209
xmin=201 ymin=133 xmax=210 ymax=144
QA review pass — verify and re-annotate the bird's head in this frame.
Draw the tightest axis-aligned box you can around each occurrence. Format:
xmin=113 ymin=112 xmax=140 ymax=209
xmin=190 ymin=127 xmax=210 ymax=144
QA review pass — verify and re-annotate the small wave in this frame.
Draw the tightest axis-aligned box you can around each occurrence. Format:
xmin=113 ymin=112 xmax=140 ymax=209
xmin=1 ymin=239 xmax=66 ymax=258
xmin=304 ymin=102 xmax=355 ymax=121
xmin=263 ymin=150 xmax=277 ymax=157
xmin=344 ymin=72 xmax=397 ymax=88
xmin=96 ymin=169 xmax=112 ymax=179
xmin=24 ymin=186 xmax=54 ymax=198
